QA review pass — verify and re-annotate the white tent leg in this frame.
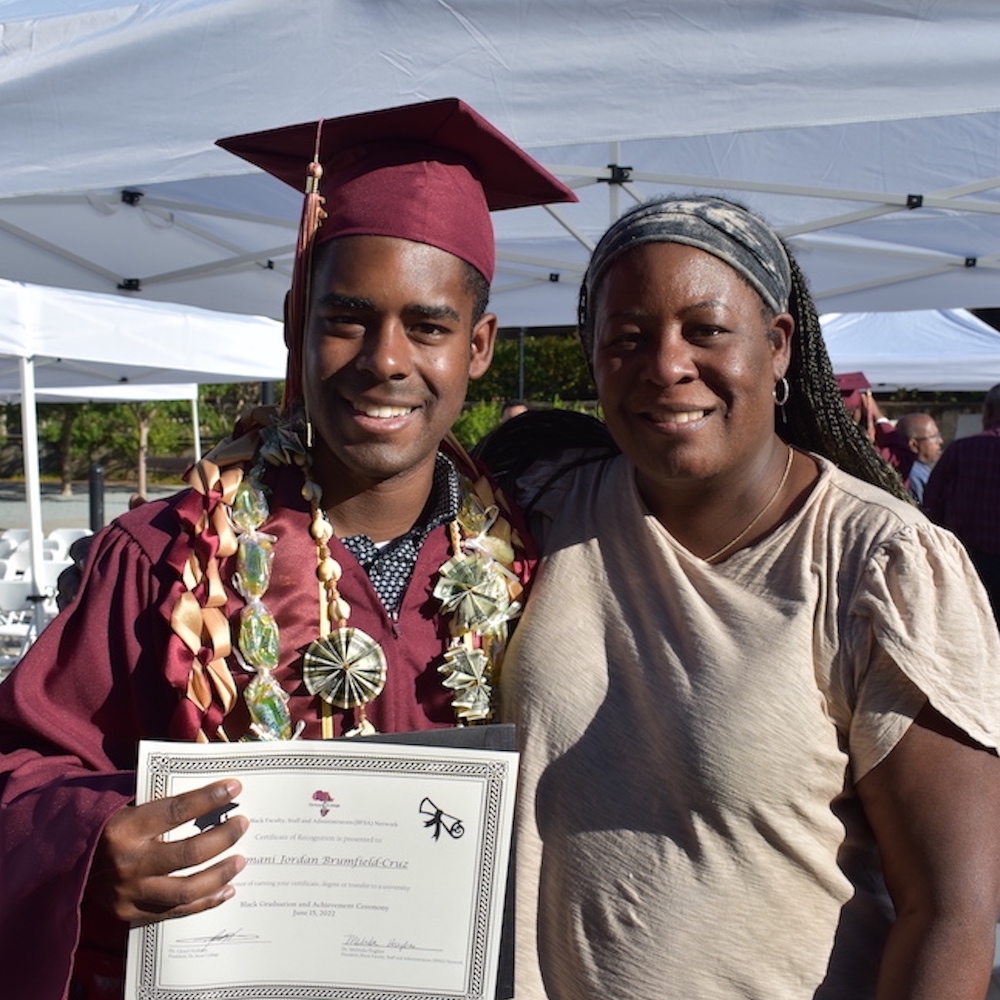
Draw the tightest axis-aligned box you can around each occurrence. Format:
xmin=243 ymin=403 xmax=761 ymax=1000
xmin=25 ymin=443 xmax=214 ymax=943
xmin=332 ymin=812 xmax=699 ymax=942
xmin=191 ymin=393 xmax=202 ymax=462
xmin=18 ymin=355 xmax=45 ymax=641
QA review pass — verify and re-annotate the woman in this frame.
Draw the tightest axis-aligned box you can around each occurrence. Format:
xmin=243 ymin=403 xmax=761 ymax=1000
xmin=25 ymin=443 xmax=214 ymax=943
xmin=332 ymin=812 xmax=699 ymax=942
xmin=495 ymin=197 xmax=1000 ymax=999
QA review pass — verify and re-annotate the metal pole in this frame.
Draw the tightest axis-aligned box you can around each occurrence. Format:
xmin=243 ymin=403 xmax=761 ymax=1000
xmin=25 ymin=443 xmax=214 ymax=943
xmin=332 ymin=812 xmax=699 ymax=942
xmin=191 ymin=394 xmax=202 ymax=462
xmin=18 ymin=356 xmax=45 ymax=591
xmin=88 ymin=463 xmax=105 ymax=534
xmin=517 ymin=327 xmax=526 ymax=400
xmin=610 ymin=140 xmax=621 ymax=223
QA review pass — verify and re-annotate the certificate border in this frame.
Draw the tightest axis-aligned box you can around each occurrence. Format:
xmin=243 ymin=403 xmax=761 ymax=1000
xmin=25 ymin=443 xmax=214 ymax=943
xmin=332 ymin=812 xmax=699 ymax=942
xmin=133 ymin=747 xmax=511 ymax=1000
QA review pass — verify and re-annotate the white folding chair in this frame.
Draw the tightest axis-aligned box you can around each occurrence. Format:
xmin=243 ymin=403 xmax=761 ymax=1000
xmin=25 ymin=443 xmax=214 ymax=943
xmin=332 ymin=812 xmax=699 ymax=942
xmin=33 ymin=560 xmax=73 ymax=622
xmin=0 ymin=578 xmax=36 ymax=673
xmin=47 ymin=527 xmax=92 ymax=550
xmin=42 ymin=538 xmax=68 ymax=561
xmin=1 ymin=547 xmax=31 ymax=577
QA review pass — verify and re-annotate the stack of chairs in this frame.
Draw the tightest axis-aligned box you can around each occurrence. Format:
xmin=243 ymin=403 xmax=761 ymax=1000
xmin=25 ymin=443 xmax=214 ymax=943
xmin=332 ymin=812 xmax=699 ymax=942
xmin=0 ymin=527 xmax=92 ymax=678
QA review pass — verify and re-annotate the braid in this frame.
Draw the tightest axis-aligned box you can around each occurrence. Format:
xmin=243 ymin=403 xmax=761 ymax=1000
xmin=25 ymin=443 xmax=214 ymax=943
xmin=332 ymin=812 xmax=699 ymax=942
xmin=779 ymin=251 xmax=913 ymax=502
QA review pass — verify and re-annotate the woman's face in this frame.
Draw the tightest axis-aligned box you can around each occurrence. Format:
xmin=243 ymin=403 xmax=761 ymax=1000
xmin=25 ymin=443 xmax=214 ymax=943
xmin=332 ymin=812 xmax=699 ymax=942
xmin=592 ymin=241 xmax=792 ymax=492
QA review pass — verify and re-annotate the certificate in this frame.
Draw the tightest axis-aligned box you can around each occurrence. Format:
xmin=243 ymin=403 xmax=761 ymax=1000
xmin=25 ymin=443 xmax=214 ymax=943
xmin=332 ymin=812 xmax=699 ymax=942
xmin=125 ymin=736 xmax=518 ymax=1000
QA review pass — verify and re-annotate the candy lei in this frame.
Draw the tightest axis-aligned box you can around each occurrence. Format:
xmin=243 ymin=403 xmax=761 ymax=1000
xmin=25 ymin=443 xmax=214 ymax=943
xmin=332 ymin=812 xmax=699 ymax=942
xmin=230 ymin=416 xmax=522 ymax=741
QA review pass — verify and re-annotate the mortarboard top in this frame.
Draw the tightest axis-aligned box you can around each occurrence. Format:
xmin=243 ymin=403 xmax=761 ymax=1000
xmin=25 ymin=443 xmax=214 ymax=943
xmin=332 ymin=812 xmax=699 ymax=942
xmin=835 ymin=371 xmax=871 ymax=409
xmin=217 ymin=97 xmax=577 ymax=283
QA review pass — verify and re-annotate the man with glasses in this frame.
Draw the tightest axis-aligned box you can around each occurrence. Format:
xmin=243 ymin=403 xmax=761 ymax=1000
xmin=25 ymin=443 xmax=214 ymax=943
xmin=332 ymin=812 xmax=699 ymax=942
xmin=896 ymin=412 xmax=944 ymax=504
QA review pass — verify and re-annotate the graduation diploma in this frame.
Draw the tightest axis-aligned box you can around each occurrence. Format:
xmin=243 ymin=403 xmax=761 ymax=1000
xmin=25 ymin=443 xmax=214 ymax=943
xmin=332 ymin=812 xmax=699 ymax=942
xmin=125 ymin=737 xmax=518 ymax=1000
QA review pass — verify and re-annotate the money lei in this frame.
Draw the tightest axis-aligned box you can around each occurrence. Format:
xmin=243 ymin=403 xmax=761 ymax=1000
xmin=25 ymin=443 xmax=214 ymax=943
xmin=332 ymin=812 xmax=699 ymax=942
xmin=231 ymin=414 xmax=521 ymax=738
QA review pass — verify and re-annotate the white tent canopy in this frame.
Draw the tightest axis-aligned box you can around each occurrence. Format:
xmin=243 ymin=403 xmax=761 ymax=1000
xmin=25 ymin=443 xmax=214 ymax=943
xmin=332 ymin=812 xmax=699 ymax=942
xmin=0 ymin=278 xmax=285 ymax=388
xmin=0 ymin=277 xmax=284 ymax=594
xmin=1 ymin=1 xmax=1000 ymax=328
xmin=821 ymin=309 xmax=1000 ymax=392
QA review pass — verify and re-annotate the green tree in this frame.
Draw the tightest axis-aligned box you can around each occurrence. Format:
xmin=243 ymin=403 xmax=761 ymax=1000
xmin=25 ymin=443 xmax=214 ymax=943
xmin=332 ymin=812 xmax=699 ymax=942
xmin=199 ymin=382 xmax=279 ymax=450
xmin=451 ymin=401 xmax=501 ymax=450
xmin=468 ymin=334 xmax=594 ymax=402
xmin=39 ymin=399 xmax=191 ymax=492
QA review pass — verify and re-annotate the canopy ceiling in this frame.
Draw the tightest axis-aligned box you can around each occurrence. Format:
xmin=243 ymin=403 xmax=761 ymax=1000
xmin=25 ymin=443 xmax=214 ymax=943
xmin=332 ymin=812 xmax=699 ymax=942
xmin=0 ymin=382 xmax=199 ymax=404
xmin=1 ymin=0 xmax=1000 ymax=328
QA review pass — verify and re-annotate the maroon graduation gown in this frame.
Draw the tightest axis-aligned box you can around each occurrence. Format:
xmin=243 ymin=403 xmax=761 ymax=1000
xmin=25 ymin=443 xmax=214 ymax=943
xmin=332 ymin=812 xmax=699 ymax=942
xmin=0 ymin=464 xmax=467 ymax=999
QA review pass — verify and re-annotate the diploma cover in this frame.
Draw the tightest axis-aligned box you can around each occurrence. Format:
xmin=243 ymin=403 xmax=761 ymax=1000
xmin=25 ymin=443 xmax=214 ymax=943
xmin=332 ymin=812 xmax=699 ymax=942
xmin=125 ymin=727 xmax=518 ymax=1000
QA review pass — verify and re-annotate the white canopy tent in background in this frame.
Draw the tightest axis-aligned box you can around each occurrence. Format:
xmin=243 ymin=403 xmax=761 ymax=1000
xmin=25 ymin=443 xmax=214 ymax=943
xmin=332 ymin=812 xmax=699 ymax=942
xmin=0 ymin=1 xmax=999 ymax=329
xmin=821 ymin=309 xmax=1000 ymax=392
xmin=0 ymin=277 xmax=284 ymax=593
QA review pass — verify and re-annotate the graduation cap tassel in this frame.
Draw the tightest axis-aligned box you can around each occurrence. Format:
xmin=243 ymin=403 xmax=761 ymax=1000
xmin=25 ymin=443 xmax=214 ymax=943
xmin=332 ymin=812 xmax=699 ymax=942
xmin=282 ymin=121 xmax=327 ymax=410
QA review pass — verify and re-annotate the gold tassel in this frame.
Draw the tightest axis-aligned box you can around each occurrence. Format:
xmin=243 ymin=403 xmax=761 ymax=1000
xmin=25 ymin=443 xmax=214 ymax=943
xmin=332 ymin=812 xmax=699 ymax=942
xmin=284 ymin=121 xmax=327 ymax=408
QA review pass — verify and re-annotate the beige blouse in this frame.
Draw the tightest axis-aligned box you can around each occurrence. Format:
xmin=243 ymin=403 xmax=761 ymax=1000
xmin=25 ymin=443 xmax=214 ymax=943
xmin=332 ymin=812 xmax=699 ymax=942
xmin=503 ymin=453 xmax=1000 ymax=1000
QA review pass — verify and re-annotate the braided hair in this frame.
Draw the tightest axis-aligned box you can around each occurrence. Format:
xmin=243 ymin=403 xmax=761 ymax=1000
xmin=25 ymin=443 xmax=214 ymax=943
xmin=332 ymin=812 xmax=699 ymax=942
xmin=778 ymin=250 xmax=911 ymax=501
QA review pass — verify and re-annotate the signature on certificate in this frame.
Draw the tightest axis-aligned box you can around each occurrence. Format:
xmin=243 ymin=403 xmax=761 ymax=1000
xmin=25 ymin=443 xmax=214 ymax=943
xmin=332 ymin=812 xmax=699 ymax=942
xmin=177 ymin=928 xmax=262 ymax=947
xmin=343 ymin=934 xmax=440 ymax=954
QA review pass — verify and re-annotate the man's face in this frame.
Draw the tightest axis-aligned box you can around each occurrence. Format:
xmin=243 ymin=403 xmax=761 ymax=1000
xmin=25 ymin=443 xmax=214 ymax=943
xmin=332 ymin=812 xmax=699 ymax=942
xmin=908 ymin=416 xmax=944 ymax=465
xmin=302 ymin=235 xmax=496 ymax=493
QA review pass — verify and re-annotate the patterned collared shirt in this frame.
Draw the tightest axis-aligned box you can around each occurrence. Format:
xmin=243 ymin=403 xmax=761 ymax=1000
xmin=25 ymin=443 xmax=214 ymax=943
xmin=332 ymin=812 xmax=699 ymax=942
xmin=340 ymin=453 xmax=460 ymax=615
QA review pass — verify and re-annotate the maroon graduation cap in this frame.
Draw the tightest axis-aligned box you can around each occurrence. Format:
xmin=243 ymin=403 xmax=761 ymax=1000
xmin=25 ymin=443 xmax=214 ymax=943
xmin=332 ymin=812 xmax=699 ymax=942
xmin=835 ymin=371 xmax=871 ymax=410
xmin=218 ymin=97 xmax=576 ymax=404
xmin=217 ymin=97 xmax=576 ymax=284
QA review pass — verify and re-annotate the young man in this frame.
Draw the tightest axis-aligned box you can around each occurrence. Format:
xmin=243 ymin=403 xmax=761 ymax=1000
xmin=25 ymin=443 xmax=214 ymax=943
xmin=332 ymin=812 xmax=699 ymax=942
xmin=0 ymin=98 xmax=574 ymax=1000
xmin=836 ymin=372 xmax=915 ymax=483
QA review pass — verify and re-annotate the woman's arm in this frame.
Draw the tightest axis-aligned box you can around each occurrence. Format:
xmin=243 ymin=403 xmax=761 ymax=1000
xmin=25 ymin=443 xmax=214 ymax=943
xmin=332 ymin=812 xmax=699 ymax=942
xmin=857 ymin=702 xmax=1000 ymax=1000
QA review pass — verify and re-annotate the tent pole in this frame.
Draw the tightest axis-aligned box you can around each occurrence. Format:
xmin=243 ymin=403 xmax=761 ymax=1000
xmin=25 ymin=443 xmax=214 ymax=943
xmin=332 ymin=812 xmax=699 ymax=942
xmin=18 ymin=355 xmax=45 ymax=639
xmin=191 ymin=392 xmax=202 ymax=462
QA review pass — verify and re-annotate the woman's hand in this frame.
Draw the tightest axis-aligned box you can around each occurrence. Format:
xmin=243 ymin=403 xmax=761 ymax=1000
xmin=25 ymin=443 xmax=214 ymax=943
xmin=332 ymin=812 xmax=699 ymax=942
xmin=87 ymin=779 xmax=248 ymax=925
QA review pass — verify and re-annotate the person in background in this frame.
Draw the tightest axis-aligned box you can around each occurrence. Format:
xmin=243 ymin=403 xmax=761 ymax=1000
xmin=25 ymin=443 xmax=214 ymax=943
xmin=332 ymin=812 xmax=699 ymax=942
xmin=501 ymin=399 xmax=529 ymax=421
xmin=895 ymin=412 xmax=943 ymax=504
xmin=924 ymin=383 xmax=1000 ymax=619
xmin=54 ymin=533 xmax=96 ymax=611
xmin=836 ymin=371 xmax=914 ymax=485
xmin=0 ymin=98 xmax=575 ymax=1000
xmin=489 ymin=195 xmax=1000 ymax=1000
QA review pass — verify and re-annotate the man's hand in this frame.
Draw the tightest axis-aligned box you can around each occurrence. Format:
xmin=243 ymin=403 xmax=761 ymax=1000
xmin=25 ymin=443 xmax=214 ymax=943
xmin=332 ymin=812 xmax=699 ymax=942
xmin=88 ymin=779 xmax=248 ymax=925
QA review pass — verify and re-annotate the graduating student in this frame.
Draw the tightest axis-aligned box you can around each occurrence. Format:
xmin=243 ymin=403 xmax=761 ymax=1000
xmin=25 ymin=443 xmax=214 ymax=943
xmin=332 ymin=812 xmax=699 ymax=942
xmin=0 ymin=98 xmax=574 ymax=1000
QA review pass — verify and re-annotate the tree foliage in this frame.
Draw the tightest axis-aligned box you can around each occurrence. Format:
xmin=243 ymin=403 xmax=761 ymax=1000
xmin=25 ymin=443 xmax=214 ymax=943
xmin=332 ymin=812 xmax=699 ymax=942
xmin=469 ymin=333 xmax=594 ymax=403
xmin=36 ymin=400 xmax=191 ymax=487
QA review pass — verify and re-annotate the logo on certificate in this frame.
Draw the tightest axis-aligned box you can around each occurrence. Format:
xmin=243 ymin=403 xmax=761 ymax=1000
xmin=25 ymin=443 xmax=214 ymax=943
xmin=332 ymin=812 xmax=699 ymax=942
xmin=310 ymin=789 xmax=338 ymax=816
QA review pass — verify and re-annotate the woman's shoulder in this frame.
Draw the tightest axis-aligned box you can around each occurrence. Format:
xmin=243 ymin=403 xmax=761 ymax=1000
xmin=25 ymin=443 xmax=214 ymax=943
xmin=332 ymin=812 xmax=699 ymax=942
xmin=806 ymin=454 xmax=972 ymax=570
xmin=812 ymin=454 xmax=927 ymax=529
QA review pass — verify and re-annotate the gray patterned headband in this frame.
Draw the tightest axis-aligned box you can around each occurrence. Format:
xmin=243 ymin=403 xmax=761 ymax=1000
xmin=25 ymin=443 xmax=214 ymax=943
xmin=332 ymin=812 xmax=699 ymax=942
xmin=578 ymin=196 xmax=792 ymax=352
